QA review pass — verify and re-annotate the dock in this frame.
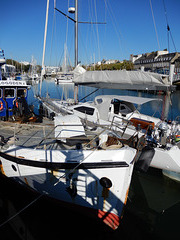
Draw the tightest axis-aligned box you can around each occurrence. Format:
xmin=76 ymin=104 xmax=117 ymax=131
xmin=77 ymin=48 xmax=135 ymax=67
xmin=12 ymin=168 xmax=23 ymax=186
xmin=0 ymin=118 xmax=54 ymax=148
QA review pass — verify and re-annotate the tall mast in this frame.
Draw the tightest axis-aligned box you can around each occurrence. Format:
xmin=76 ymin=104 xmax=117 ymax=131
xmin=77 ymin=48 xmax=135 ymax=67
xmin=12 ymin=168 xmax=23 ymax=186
xmin=40 ymin=0 xmax=49 ymax=96
xmin=75 ymin=0 xmax=78 ymax=67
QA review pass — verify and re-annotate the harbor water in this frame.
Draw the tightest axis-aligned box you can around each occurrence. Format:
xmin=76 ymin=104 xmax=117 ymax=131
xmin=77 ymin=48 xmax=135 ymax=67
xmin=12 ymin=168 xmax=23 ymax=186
xmin=0 ymin=79 xmax=180 ymax=239
xmin=29 ymin=79 xmax=180 ymax=121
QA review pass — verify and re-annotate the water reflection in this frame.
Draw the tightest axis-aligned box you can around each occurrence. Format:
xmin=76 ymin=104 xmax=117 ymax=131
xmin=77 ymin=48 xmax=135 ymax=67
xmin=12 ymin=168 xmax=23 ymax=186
xmin=129 ymin=169 xmax=180 ymax=239
xmin=28 ymin=79 xmax=180 ymax=121
xmin=0 ymin=169 xmax=179 ymax=239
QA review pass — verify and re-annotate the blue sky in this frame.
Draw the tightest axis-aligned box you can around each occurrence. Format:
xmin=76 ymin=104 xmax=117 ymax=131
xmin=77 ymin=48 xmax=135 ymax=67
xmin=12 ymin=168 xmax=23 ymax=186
xmin=1 ymin=0 xmax=180 ymax=66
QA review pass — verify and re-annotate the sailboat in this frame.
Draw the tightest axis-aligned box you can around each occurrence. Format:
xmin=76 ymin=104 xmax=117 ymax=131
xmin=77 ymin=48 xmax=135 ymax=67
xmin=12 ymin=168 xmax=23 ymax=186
xmin=0 ymin=114 xmax=137 ymax=230
xmin=37 ymin=0 xmax=180 ymax=180
xmin=45 ymin=91 xmax=180 ymax=175
xmin=0 ymin=1 xmax=139 ymax=230
xmin=28 ymin=56 xmax=40 ymax=84
xmin=55 ymin=44 xmax=74 ymax=84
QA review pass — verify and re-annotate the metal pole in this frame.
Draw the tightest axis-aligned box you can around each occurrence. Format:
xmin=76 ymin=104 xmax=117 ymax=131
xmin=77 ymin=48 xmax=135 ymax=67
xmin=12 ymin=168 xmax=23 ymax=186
xmin=75 ymin=0 xmax=78 ymax=67
xmin=40 ymin=0 xmax=49 ymax=96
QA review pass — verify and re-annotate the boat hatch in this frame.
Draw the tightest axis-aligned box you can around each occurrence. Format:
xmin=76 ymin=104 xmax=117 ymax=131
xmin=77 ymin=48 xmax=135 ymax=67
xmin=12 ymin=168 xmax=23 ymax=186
xmin=96 ymin=98 xmax=103 ymax=104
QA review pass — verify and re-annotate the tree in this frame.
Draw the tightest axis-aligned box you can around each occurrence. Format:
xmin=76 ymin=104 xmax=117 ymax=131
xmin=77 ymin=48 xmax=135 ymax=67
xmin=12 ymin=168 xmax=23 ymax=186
xmin=5 ymin=59 xmax=41 ymax=73
xmin=87 ymin=61 xmax=134 ymax=71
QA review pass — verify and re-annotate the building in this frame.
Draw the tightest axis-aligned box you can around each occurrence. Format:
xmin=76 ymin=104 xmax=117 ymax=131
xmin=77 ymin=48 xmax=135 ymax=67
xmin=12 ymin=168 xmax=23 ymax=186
xmin=131 ymin=51 xmax=180 ymax=84
xmin=20 ymin=61 xmax=30 ymax=66
xmin=104 ymin=59 xmax=119 ymax=65
xmin=45 ymin=66 xmax=61 ymax=74
xmin=130 ymin=54 xmax=142 ymax=63
xmin=131 ymin=51 xmax=180 ymax=74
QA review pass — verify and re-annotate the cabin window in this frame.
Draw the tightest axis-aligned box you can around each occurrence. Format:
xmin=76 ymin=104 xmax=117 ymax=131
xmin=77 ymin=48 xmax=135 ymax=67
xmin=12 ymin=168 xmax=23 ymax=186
xmin=0 ymin=89 xmax=2 ymax=98
xmin=120 ymin=105 xmax=126 ymax=110
xmin=96 ymin=98 xmax=103 ymax=104
xmin=74 ymin=106 xmax=95 ymax=115
xmin=17 ymin=88 xmax=27 ymax=98
xmin=112 ymin=99 xmax=134 ymax=115
xmin=5 ymin=88 xmax=15 ymax=98
xmin=119 ymin=104 xmax=133 ymax=114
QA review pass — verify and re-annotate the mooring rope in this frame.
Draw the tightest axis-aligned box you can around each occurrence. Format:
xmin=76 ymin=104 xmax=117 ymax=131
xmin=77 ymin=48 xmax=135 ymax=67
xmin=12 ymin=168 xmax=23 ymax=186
xmin=0 ymin=193 xmax=43 ymax=228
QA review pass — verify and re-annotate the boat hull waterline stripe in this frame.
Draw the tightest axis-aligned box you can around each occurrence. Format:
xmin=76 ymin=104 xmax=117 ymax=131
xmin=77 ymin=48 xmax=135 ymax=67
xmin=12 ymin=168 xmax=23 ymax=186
xmin=0 ymin=152 xmax=129 ymax=169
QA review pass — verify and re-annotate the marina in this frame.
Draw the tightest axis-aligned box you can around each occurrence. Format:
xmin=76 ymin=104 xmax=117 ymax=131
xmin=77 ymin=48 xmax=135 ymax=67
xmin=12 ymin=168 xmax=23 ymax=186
xmin=0 ymin=78 xmax=180 ymax=239
xmin=1 ymin=0 xmax=180 ymax=238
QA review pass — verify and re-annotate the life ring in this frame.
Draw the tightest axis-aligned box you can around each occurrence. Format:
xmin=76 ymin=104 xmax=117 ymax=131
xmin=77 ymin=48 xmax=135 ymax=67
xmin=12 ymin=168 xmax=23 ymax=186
xmin=0 ymin=101 xmax=3 ymax=111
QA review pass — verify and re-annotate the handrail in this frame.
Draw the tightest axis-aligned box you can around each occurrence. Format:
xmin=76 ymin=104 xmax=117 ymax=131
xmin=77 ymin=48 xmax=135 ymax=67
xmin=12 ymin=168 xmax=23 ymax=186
xmin=12 ymin=118 xmax=135 ymax=150
xmin=110 ymin=115 xmax=133 ymax=137
xmin=35 ymin=124 xmax=86 ymax=149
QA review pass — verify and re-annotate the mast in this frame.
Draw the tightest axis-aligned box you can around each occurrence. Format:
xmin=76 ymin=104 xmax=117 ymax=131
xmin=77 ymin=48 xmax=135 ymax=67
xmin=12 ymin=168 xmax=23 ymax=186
xmin=73 ymin=0 xmax=78 ymax=103
xmin=40 ymin=0 xmax=49 ymax=96
xmin=75 ymin=0 xmax=78 ymax=67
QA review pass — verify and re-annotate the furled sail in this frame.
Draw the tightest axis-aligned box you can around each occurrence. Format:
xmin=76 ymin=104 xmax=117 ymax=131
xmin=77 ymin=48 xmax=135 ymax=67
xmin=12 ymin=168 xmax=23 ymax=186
xmin=73 ymin=70 xmax=173 ymax=91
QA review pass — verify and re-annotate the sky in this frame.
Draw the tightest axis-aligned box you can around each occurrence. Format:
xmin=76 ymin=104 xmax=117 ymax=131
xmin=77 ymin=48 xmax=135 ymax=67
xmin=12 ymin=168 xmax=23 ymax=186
xmin=1 ymin=0 xmax=180 ymax=67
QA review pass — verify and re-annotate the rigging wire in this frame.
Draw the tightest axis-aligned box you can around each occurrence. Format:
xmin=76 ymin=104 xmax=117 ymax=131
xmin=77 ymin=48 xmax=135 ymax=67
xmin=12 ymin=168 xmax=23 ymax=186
xmin=162 ymin=0 xmax=177 ymax=52
xmin=94 ymin=0 xmax=101 ymax=63
xmin=149 ymin=0 xmax=161 ymax=50
xmin=0 ymin=193 xmax=43 ymax=228
xmin=56 ymin=0 xmax=73 ymax=70
xmin=88 ymin=0 xmax=98 ymax=64
xmin=49 ymin=0 xmax=57 ymax=66
xmin=104 ymin=0 xmax=124 ymax=58
xmin=149 ymin=0 xmax=167 ymax=75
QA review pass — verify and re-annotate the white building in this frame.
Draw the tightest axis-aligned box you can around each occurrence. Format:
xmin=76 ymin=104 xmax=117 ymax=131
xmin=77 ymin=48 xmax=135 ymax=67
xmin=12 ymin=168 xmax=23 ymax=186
xmin=130 ymin=54 xmax=142 ymax=63
xmin=1 ymin=64 xmax=16 ymax=77
xmin=20 ymin=61 xmax=30 ymax=66
xmin=105 ymin=59 xmax=118 ymax=64
xmin=45 ymin=66 xmax=61 ymax=74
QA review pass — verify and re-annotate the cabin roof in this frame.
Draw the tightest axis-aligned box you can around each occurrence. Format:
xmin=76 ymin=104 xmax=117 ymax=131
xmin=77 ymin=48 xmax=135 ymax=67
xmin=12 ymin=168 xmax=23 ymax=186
xmin=94 ymin=95 xmax=161 ymax=105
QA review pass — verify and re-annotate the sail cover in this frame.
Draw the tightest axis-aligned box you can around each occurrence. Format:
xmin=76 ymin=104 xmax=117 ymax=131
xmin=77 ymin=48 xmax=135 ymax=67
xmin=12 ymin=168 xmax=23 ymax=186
xmin=73 ymin=70 xmax=172 ymax=91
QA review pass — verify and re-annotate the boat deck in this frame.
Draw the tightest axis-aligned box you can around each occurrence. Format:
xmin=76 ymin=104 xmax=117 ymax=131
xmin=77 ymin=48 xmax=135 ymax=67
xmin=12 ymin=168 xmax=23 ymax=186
xmin=0 ymin=118 xmax=55 ymax=148
xmin=0 ymin=118 xmax=103 ymax=151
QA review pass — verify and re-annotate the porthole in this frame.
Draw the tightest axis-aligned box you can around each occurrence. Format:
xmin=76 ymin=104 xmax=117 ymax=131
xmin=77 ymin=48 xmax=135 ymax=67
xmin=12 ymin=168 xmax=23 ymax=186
xmin=12 ymin=164 xmax=17 ymax=172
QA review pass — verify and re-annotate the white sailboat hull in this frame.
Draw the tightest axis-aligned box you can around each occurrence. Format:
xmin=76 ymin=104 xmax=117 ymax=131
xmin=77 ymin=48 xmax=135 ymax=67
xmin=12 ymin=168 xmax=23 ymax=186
xmin=0 ymin=145 xmax=136 ymax=230
xmin=150 ymin=146 xmax=180 ymax=173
